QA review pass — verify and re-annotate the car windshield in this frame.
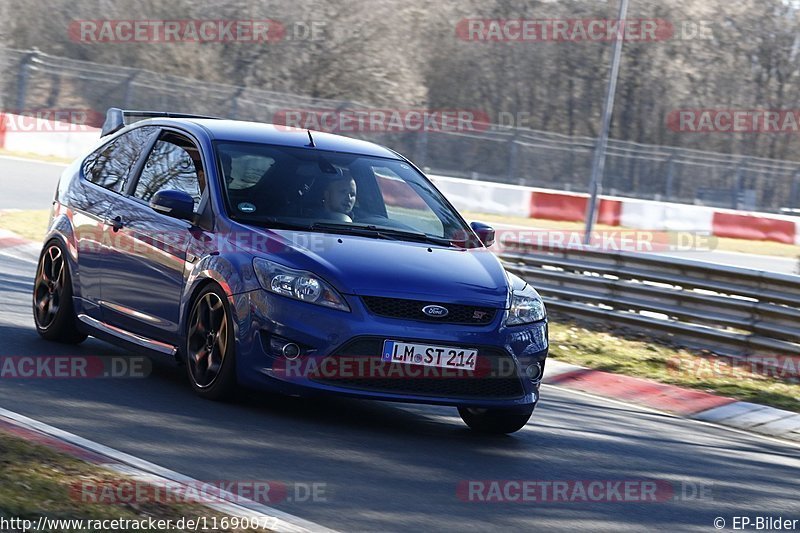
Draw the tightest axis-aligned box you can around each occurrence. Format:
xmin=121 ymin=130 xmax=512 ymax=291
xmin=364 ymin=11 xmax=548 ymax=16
xmin=215 ymin=141 xmax=475 ymax=246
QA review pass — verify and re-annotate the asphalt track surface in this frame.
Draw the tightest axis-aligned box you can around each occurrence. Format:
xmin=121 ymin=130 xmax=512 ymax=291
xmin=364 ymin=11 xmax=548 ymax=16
xmin=0 ymin=156 xmax=798 ymax=530
xmin=1 ymin=247 xmax=800 ymax=531
xmin=0 ymin=156 xmax=64 ymax=210
xmin=1 ymin=155 xmax=796 ymax=275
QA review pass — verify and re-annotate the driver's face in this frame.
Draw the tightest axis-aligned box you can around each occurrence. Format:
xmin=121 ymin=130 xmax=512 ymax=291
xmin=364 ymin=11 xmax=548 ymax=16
xmin=325 ymin=179 xmax=357 ymax=214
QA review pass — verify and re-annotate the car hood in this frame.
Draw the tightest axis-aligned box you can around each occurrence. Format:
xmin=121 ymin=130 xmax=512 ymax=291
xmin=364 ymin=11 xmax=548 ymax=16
xmin=234 ymin=227 xmax=510 ymax=307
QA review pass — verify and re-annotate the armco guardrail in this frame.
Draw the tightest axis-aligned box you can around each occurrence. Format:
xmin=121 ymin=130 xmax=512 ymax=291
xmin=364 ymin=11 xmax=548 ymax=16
xmin=499 ymin=241 xmax=800 ymax=359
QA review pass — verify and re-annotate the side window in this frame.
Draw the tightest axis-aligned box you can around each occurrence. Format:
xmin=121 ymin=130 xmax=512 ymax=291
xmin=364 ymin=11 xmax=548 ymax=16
xmin=133 ymin=133 xmax=205 ymax=213
xmin=82 ymin=126 xmax=157 ymax=193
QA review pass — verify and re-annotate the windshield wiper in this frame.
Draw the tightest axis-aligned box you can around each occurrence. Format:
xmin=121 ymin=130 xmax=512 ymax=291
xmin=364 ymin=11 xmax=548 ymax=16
xmin=310 ymin=222 xmax=455 ymax=247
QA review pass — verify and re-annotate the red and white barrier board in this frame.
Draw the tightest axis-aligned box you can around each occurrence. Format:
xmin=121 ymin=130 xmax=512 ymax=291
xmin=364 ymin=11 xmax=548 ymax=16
xmin=711 ymin=211 xmax=798 ymax=245
xmin=430 ymin=175 xmax=800 ymax=246
xmin=430 ymin=176 xmax=532 ymax=218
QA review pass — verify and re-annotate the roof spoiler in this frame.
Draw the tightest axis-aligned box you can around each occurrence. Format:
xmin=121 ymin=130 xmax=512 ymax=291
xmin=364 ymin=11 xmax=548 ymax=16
xmin=100 ymin=108 xmax=221 ymax=137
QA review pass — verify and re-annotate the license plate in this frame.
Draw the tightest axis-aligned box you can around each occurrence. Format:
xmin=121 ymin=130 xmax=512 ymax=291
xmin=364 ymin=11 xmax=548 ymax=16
xmin=381 ymin=340 xmax=478 ymax=371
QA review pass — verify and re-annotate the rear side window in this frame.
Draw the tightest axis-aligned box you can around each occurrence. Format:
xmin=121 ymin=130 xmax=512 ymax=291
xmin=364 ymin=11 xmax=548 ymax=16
xmin=82 ymin=126 xmax=157 ymax=193
xmin=133 ymin=132 xmax=206 ymax=213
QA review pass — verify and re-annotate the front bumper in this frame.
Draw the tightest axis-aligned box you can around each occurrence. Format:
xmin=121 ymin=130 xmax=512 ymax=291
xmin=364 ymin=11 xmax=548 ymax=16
xmin=230 ymin=290 xmax=549 ymax=408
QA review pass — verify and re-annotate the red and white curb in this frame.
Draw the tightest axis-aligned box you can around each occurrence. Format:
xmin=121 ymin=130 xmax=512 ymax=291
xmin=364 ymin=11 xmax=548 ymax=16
xmin=0 ymin=407 xmax=337 ymax=533
xmin=0 ymin=228 xmax=40 ymax=263
xmin=0 ymin=227 xmax=33 ymax=248
xmin=544 ymin=359 xmax=800 ymax=442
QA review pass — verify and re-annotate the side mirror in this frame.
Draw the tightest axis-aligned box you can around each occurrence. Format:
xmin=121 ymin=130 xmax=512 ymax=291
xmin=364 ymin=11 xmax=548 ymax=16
xmin=150 ymin=190 xmax=195 ymax=221
xmin=470 ymin=221 xmax=495 ymax=247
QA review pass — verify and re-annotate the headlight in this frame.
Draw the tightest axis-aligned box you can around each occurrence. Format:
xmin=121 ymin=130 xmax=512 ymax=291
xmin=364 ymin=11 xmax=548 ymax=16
xmin=506 ymin=284 xmax=546 ymax=326
xmin=253 ymin=258 xmax=350 ymax=312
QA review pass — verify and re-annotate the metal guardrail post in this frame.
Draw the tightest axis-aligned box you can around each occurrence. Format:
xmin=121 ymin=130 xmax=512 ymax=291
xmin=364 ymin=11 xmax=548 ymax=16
xmin=733 ymin=158 xmax=749 ymax=210
xmin=15 ymin=50 xmax=37 ymax=111
xmin=415 ymin=128 xmax=428 ymax=168
xmin=506 ymin=132 xmax=519 ymax=182
xmin=665 ymin=151 xmax=676 ymax=201
xmin=790 ymin=171 xmax=800 ymax=208
xmin=122 ymin=72 xmax=139 ymax=109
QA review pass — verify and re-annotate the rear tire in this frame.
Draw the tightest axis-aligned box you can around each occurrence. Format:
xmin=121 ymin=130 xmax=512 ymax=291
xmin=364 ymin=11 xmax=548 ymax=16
xmin=458 ymin=405 xmax=534 ymax=434
xmin=185 ymin=284 xmax=237 ymax=401
xmin=32 ymin=240 xmax=87 ymax=344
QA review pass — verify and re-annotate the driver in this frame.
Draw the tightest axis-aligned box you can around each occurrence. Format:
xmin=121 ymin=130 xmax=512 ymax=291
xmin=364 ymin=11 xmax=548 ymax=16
xmin=321 ymin=174 xmax=357 ymax=222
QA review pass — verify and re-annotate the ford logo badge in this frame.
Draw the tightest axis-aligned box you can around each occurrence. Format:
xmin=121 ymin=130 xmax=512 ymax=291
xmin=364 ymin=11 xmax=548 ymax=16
xmin=422 ymin=305 xmax=449 ymax=318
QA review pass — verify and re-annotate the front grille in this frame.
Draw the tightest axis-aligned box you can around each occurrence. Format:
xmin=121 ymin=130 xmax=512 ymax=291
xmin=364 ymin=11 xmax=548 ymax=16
xmin=362 ymin=296 xmax=497 ymax=325
xmin=309 ymin=338 xmax=525 ymax=400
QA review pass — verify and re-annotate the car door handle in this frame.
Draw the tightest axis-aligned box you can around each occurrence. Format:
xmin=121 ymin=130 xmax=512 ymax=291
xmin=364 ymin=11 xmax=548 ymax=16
xmin=106 ymin=216 xmax=124 ymax=232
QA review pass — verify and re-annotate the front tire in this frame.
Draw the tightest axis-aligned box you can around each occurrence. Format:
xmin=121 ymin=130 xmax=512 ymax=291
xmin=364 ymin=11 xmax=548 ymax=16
xmin=185 ymin=284 xmax=237 ymax=401
xmin=458 ymin=405 xmax=534 ymax=434
xmin=32 ymin=241 xmax=87 ymax=344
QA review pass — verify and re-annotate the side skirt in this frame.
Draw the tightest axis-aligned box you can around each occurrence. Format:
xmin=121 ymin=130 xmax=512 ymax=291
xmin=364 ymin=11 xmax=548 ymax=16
xmin=77 ymin=314 xmax=178 ymax=357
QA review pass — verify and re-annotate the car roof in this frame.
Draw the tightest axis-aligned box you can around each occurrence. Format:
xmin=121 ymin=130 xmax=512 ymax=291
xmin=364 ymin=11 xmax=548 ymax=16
xmin=134 ymin=117 xmax=402 ymax=160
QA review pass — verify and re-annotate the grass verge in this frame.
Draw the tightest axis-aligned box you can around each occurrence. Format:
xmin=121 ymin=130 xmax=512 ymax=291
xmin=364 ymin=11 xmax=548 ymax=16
xmin=465 ymin=211 xmax=800 ymax=259
xmin=548 ymin=321 xmax=800 ymax=412
xmin=0 ymin=148 xmax=72 ymax=165
xmin=0 ymin=430 xmax=268 ymax=531
xmin=0 ymin=209 xmax=49 ymax=242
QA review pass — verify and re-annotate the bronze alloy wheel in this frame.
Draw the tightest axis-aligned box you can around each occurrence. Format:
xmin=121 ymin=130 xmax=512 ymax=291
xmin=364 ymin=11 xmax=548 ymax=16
xmin=33 ymin=244 xmax=65 ymax=329
xmin=185 ymin=286 xmax=236 ymax=400
xmin=32 ymin=241 xmax=86 ymax=344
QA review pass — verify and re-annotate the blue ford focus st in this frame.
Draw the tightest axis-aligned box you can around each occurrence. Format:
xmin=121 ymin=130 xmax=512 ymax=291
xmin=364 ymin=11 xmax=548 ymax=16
xmin=33 ymin=108 xmax=548 ymax=434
